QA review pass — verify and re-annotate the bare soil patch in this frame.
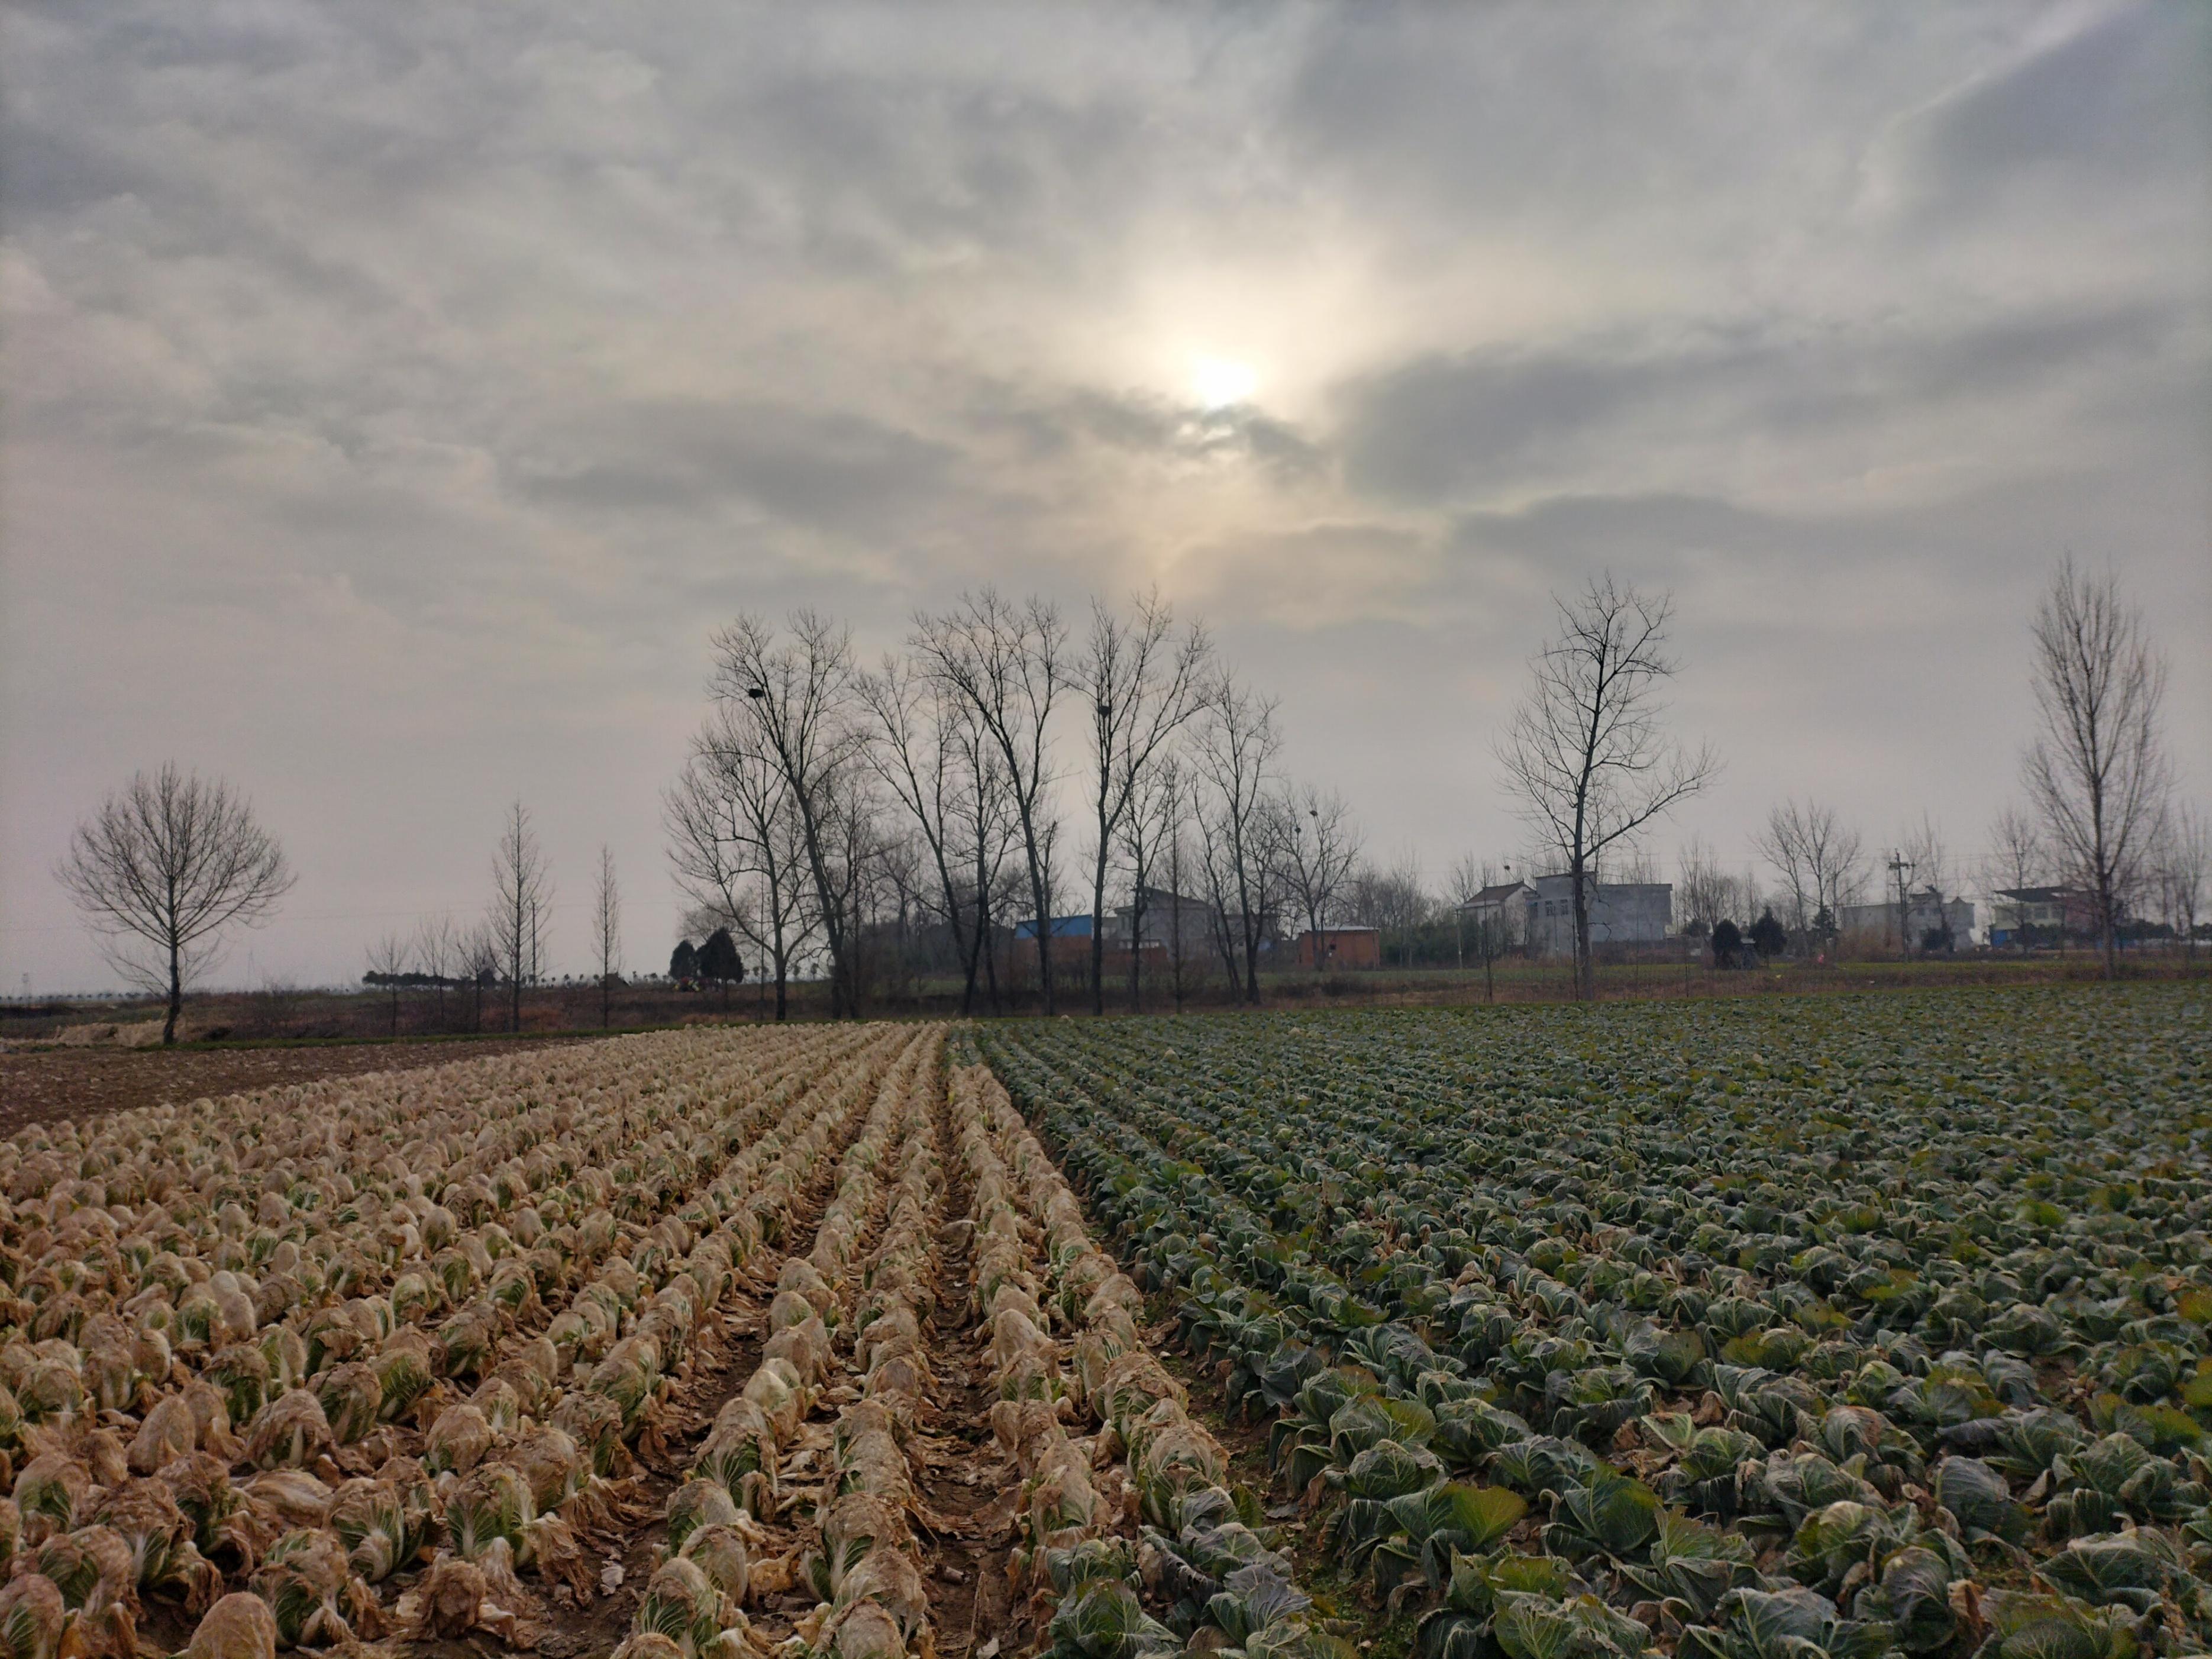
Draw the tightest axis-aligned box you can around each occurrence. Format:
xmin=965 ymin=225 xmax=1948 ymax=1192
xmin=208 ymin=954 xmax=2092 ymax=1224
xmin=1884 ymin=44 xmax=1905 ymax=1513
xmin=0 ymin=1036 xmax=590 ymax=1135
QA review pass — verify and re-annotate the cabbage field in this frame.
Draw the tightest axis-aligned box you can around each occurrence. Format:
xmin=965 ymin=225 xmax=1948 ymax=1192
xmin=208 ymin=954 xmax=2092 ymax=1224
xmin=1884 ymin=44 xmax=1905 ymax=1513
xmin=0 ymin=986 xmax=2203 ymax=1659
xmin=979 ymin=985 xmax=2212 ymax=1659
xmin=0 ymin=1018 xmax=1270 ymax=1659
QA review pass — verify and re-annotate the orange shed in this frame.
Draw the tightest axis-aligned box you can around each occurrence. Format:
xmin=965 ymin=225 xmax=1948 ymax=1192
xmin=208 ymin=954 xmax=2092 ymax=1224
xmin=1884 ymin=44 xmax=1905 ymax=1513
xmin=1293 ymin=927 xmax=1381 ymax=969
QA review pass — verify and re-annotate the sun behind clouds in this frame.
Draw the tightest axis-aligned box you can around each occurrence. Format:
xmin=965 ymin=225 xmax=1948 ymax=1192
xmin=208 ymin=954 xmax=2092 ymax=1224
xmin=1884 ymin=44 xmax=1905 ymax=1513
xmin=1187 ymin=354 xmax=1258 ymax=409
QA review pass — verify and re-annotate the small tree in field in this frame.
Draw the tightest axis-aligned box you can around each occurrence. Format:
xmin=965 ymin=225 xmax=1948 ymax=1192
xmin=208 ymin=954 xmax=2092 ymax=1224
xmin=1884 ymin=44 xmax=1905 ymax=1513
xmin=670 ymin=939 xmax=700 ymax=982
xmin=592 ymin=844 xmax=622 ymax=1028
xmin=1498 ymin=576 xmax=1717 ymax=1000
xmin=57 ymin=764 xmax=295 ymax=1044
xmin=2024 ymin=560 xmax=2171 ymax=977
xmin=489 ymin=802 xmax=553 ymax=1032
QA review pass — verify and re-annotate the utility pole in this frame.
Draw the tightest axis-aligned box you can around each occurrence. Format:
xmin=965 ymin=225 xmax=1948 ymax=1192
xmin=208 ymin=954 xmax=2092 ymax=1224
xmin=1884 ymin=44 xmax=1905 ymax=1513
xmin=1887 ymin=850 xmax=1914 ymax=958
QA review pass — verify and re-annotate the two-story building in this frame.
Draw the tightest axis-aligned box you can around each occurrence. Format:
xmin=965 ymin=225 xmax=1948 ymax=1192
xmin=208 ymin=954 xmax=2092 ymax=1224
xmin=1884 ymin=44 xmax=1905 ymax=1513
xmin=1523 ymin=875 xmax=1673 ymax=958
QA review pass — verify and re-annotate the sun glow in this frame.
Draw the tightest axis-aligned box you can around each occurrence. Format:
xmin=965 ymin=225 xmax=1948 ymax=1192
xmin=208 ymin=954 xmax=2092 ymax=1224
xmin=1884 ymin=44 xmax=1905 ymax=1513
xmin=1187 ymin=354 xmax=1258 ymax=409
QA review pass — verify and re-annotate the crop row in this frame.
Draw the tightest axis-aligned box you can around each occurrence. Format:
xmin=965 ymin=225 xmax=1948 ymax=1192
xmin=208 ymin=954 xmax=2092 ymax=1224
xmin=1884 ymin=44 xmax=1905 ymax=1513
xmin=950 ymin=1052 xmax=1348 ymax=1659
xmin=978 ymin=989 xmax=2212 ymax=1659
xmin=621 ymin=1021 xmax=947 ymax=1659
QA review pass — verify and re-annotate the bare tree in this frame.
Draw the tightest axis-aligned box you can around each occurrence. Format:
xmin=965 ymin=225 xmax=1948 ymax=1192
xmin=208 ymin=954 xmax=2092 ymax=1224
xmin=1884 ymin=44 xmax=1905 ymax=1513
xmin=818 ymin=761 xmax=892 ymax=1011
xmin=592 ymin=844 xmax=621 ymax=1029
xmin=2024 ymin=559 xmax=2172 ymax=977
xmin=489 ymin=801 xmax=553 ymax=1033
xmin=414 ymin=912 xmax=459 ymax=1032
xmin=1119 ymin=753 xmax=1189 ymax=1012
xmin=1386 ymin=850 xmax=1435 ymax=965
xmin=954 ymin=716 xmax=1021 ymax=1015
xmin=858 ymin=657 xmax=987 ymax=1014
xmin=1445 ymin=854 xmax=1490 ymax=973
xmin=870 ymin=825 xmax=928 ymax=1010
xmin=461 ymin=922 xmax=499 ymax=1034
xmin=666 ymin=709 xmax=816 ymax=1022
xmin=1275 ymin=783 xmax=1364 ymax=973
xmin=1497 ymin=575 xmax=1718 ymax=999
xmin=1078 ymin=591 xmax=1211 ymax=1014
xmin=56 ymin=764 xmax=295 ymax=1044
xmin=2156 ymin=803 xmax=2205 ymax=969
xmin=1755 ymin=812 xmax=1814 ymax=935
xmin=1755 ymin=799 xmax=1866 ymax=945
xmin=1985 ymin=805 xmax=2049 ymax=898
xmin=1447 ymin=858 xmax=1516 ymax=1000
xmin=1674 ymin=835 xmax=1729 ymax=941
xmin=1193 ymin=670 xmax=1281 ymax=1003
xmin=711 ymin=612 xmax=869 ymax=1015
xmin=363 ymin=931 xmax=408 ymax=1035
xmin=1164 ymin=800 xmax=1202 ymax=1013
xmin=1900 ymin=812 xmax=1953 ymax=906
xmin=914 ymin=590 xmax=1067 ymax=1012
xmin=1346 ymin=850 xmax=1432 ymax=966
xmin=1445 ymin=855 xmax=1490 ymax=912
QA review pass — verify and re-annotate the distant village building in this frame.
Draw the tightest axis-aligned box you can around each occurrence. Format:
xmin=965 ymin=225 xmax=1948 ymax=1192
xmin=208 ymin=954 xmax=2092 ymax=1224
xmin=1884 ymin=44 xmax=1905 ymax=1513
xmin=1292 ymin=927 xmax=1381 ymax=969
xmin=1523 ymin=876 xmax=1672 ymax=958
xmin=1457 ymin=882 xmax=1533 ymax=951
xmin=1838 ymin=887 xmax=1976 ymax=950
xmin=1108 ymin=886 xmax=1216 ymax=949
xmin=1012 ymin=914 xmax=1099 ymax=969
xmin=1987 ymin=886 xmax=2092 ymax=947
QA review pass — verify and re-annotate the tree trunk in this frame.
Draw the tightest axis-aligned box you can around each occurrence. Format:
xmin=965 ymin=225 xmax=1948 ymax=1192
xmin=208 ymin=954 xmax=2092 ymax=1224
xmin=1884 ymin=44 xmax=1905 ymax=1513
xmin=1128 ymin=886 xmax=1147 ymax=1012
xmin=961 ymin=909 xmax=984 ymax=1017
xmin=164 ymin=937 xmax=182 ymax=1045
xmin=1571 ymin=861 xmax=1595 ymax=1002
xmin=1090 ymin=863 xmax=1107 ymax=1017
xmin=1028 ymin=862 xmax=1055 ymax=1015
xmin=983 ymin=890 xmax=1002 ymax=1015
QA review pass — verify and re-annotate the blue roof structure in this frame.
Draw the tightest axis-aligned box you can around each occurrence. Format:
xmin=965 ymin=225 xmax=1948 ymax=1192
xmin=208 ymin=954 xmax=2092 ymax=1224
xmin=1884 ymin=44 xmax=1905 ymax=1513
xmin=1013 ymin=914 xmax=1094 ymax=940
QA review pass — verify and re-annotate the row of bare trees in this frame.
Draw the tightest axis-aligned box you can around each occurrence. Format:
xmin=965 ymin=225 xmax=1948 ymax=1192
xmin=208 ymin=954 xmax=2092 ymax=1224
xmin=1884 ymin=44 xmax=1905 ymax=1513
xmin=361 ymin=807 xmax=628 ymax=1033
xmin=663 ymin=590 xmax=1406 ymax=1018
xmin=49 ymin=559 xmax=2194 ymax=1037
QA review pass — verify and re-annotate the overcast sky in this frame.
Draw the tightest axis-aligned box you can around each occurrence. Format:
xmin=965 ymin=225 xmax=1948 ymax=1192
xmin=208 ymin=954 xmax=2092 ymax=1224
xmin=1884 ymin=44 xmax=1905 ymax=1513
xmin=4 ymin=1 xmax=2207 ymax=994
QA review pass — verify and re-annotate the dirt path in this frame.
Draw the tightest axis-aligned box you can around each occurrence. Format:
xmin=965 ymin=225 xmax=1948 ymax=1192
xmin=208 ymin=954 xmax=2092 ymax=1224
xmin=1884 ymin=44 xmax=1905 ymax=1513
xmin=912 ymin=1089 xmax=1020 ymax=1658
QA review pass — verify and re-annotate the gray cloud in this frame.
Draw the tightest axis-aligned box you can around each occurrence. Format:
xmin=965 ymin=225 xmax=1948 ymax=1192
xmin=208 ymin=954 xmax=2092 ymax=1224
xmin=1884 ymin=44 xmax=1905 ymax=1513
xmin=1897 ymin=3 xmax=2211 ymax=222
xmin=510 ymin=401 xmax=964 ymax=535
xmin=1337 ymin=302 xmax=2188 ymax=505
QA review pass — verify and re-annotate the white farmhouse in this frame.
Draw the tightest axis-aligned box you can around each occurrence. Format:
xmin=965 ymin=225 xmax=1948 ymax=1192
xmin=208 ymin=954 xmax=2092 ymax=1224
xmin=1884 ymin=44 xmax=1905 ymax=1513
xmin=1523 ymin=874 xmax=1673 ymax=958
